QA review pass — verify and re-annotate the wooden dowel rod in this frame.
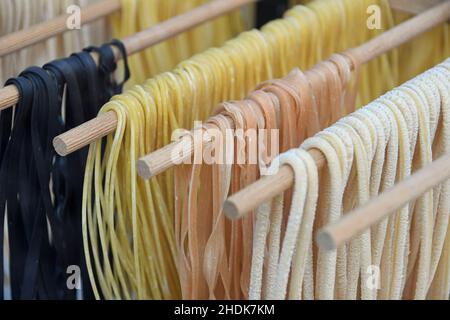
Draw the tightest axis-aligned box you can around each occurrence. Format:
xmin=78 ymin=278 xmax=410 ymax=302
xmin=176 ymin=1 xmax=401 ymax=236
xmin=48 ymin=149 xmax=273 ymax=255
xmin=0 ymin=0 xmax=434 ymax=58
xmin=0 ymin=0 xmax=121 ymax=58
xmin=136 ymin=1 xmax=450 ymax=181
xmin=389 ymin=0 xmax=445 ymax=14
xmin=225 ymin=166 xmax=295 ymax=219
xmin=138 ymin=138 xmax=195 ymax=179
xmin=0 ymin=85 xmax=20 ymax=111
xmin=138 ymin=139 xmax=194 ymax=179
xmin=222 ymin=1 xmax=450 ymax=219
xmin=137 ymin=115 xmax=237 ymax=178
xmin=123 ymin=0 xmax=256 ymax=56
xmin=348 ymin=0 xmax=450 ymax=65
xmin=316 ymin=153 xmax=450 ymax=251
xmin=53 ymin=111 xmax=118 ymax=156
xmin=225 ymin=149 xmax=326 ymax=220
xmin=52 ymin=0 xmax=449 ymax=158
xmin=0 ymin=0 xmax=256 ymax=112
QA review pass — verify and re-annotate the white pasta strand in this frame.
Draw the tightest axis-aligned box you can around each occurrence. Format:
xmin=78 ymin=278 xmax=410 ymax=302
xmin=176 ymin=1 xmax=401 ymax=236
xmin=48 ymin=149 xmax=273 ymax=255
xmin=250 ymin=58 xmax=450 ymax=300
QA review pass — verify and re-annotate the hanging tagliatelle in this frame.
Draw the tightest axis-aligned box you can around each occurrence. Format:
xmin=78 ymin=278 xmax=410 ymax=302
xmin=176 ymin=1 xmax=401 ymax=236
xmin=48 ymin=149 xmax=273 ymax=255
xmin=250 ymin=58 xmax=450 ymax=300
xmin=81 ymin=0 xmax=450 ymax=300
xmin=110 ymin=0 xmax=245 ymax=87
xmin=174 ymin=49 xmax=361 ymax=300
xmin=0 ymin=39 xmax=130 ymax=300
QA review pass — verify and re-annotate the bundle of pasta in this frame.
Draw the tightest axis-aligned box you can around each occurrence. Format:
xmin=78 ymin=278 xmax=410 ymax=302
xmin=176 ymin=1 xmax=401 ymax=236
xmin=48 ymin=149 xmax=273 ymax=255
xmin=111 ymin=0 xmax=245 ymax=87
xmin=250 ymin=58 xmax=450 ymax=299
xmin=82 ymin=0 xmax=449 ymax=300
xmin=174 ymin=51 xmax=360 ymax=299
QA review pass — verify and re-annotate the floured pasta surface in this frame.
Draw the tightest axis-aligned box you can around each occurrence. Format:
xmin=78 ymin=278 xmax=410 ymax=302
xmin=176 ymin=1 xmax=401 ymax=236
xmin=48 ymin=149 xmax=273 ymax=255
xmin=251 ymin=58 xmax=450 ymax=300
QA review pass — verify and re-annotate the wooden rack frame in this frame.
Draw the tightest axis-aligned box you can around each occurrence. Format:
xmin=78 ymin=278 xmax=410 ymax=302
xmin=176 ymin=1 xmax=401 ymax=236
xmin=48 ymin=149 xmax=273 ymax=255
xmin=316 ymin=152 xmax=450 ymax=250
xmin=0 ymin=0 xmax=121 ymax=58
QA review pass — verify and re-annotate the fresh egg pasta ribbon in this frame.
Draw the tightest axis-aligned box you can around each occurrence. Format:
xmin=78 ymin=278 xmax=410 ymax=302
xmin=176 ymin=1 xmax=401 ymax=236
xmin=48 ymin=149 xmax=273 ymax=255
xmin=82 ymin=0 xmax=449 ymax=300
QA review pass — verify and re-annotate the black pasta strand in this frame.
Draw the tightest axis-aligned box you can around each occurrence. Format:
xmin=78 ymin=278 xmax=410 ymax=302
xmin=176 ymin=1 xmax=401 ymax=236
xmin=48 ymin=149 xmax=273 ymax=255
xmin=0 ymin=40 xmax=130 ymax=300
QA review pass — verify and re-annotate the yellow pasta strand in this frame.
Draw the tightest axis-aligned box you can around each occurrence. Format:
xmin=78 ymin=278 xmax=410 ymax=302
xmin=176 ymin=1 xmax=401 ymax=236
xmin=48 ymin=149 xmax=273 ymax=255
xmin=110 ymin=0 xmax=244 ymax=87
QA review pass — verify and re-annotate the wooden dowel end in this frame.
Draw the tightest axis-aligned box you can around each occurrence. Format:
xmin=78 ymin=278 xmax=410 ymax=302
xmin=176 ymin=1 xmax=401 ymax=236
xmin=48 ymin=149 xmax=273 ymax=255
xmin=53 ymin=111 xmax=118 ymax=156
xmin=224 ymin=149 xmax=326 ymax=219
xmin=53 ymin=136 xmax=70 ymax=157
xmin=0 ymin=85 xmax=20 ymax=111
xmin=137 ymin=137 xmax=195 ymax=179
xmin=316 ymin=230 xmax=337 ymax=251
xmin=223 ymin=200 xmax=241 ymax=220
xmin=137 ymin=160 xmax=153 ymax=180
xmin=224 ymin=165 xmax=294 ymax=220
xmin=316 ymin=153 xmax=450 ymax=251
